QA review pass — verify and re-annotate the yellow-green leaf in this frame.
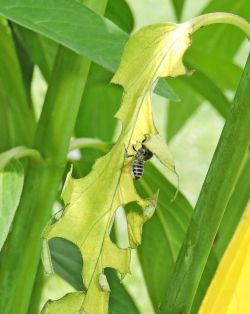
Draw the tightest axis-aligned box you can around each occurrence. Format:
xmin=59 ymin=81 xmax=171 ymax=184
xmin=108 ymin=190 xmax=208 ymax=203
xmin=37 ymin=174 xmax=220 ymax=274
xmin=144 ymin=134 xmax=176 ymax=172
xmin=42 ymin=292 xmax=84 ymax=314
xmin=127 ymin=191 xmax=158 ymax=249
xmin=42 ymin=21 xmax=193 ymax=313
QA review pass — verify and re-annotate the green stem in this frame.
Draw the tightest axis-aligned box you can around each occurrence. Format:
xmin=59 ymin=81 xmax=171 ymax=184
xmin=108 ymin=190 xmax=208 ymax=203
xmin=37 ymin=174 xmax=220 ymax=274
xmin=28 ymin=260 xmax=45 ymax=314
xmin=190 ymin=13 xmax=250 ymax=39
xmin=0 ymin=46 xmax=87 ymax=314
xmin=0 ymin=2 xmax=108 ymax=314
xmin=160 ymin=53 xmax=250 ymax=314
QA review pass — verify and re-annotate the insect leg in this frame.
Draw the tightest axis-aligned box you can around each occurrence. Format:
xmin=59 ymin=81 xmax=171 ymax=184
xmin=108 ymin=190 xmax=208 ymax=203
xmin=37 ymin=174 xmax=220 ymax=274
xmin=124 ymin=144 xmax=134 ymax=158
xmin=132 ymin=144 xmax=138 ymax=152
xmin=142 ymin=133 xmax=150 ymax=143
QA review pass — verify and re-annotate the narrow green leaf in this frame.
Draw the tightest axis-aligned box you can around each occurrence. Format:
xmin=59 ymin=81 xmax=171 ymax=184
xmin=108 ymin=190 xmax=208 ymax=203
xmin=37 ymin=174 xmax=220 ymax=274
xmin=166 ymin=64 xmax=232 ymax=141
xmin=0 ymin=160 xmax=24 ymax=251
xmin=171 ymin=0 xmax=185 ymax=21
xmin=167 ymin=78 xmax=202 ymax=141
xmin=0 ymin=0 xmax=178 ymax=101
xmin=28 ymin=261 xmax=46 ymax=314
xmin=13 ymin=25 xmax=57 ymax=81
xmin=106 ymin=268 xmax=140 ymax=314
xmin=49 ymin=238 xmax=84 ymax=291
xmin=0 ymin=19 xmax=35 ymax=151
xmin=136 ymin=163 xmax=193 ymax=310
xmin=187 ymin=155 xmax=250 ymax=313
xmin=183 ymin=66 xmax=231 ymax=118
xmin=190 ymin=155 xmax=250 ymax=314
xmin=166 ymin=0 xmax=249 ymax=140
xmin=10 ymin=22 xmax=33 ymax=101
xmin=199 ymin=0 xmax=250 ymax=58
xmin=75 ymin=67 xmax=120 ymax=142
xmin=13 ymin=0 xmax=134 ymax=83
xmin=154 ymin=78 xmax=180 ymax=102
xmin=105 ymin=0 xmax=134 ymax=33
xmin=0 ymin=0 xmax=128 ymax=71
xmin=185 ymin=49 xmax=242 ymax=91
xmin=189 ymin=1 xmax=250 ymax=100
xmin=160 ymin=54 xmax=250 ymax=313
xmin=75 ymin=64 xmax=122 ymax=175
xmin=165 ymin=2 xmax=250 ymax=303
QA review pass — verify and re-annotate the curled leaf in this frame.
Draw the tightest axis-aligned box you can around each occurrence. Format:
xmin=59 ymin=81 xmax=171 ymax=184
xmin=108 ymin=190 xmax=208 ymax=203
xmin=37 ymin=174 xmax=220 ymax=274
xmin=143 ymin=134 xmax=175 ymax=172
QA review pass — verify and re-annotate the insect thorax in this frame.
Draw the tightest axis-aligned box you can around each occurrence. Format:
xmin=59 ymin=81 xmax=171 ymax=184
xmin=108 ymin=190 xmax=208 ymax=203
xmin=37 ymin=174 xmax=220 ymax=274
xmin=136 ymin=145 xmax=153 ymax=161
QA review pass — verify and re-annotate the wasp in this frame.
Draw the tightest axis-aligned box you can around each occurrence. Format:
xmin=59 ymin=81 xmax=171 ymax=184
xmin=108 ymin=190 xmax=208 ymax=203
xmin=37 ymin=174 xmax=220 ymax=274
xmin=125 ymin=136 xmax=153 ymax=180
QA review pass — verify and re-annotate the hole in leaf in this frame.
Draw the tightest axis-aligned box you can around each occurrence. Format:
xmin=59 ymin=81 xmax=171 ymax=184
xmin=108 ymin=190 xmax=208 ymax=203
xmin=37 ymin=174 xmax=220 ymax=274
xmin=123 ymin=201 xmax=142 ymax=215
xmin=112 ymin=206 xmax=130 ymax=249
xmin=49 ymin=237 xmax=86 ymax=291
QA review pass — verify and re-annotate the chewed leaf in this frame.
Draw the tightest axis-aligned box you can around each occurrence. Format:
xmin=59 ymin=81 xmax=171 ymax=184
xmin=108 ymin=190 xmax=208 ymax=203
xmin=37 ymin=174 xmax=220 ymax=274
xmin=112 ymin=23 xmax=192 ymax=88
xmin=112 ymin=22 xmax=192 ymax=151
xmin=41 ymin=292 xmax=85 ymax=314
xmin=144 ymin=134 xmax=176 ymax=172
xmin=43 ymin=21 xmax=193 ymax=313
xmin=127 ymin=192 xmax=158 ymax=248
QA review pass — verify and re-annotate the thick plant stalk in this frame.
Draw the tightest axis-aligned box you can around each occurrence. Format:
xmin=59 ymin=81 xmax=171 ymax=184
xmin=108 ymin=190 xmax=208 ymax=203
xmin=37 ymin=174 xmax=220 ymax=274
xmin=0 ymin=46 xmax=88 ymax=314
xmin=160 ymin=53 xmax=250 ymax=313
xmin=190 ymin=13 xmax=250 ymax=38
xmin=28 ymin=261 xmax=45 ymax=314
xmin=0 ymin=1 xmax=108 ymax=314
